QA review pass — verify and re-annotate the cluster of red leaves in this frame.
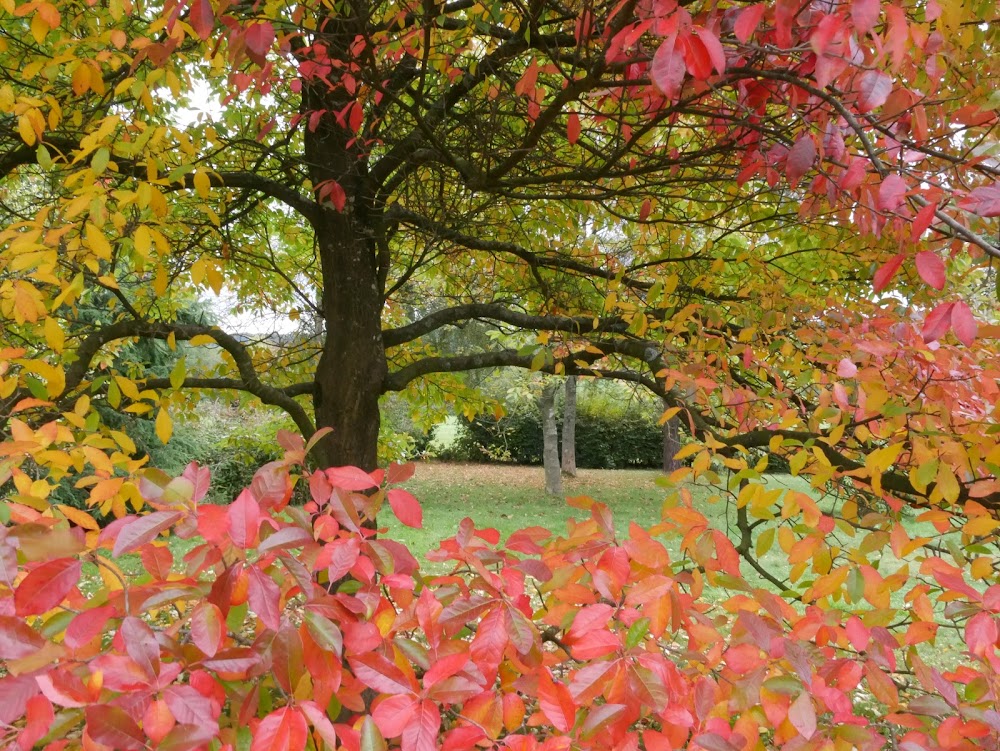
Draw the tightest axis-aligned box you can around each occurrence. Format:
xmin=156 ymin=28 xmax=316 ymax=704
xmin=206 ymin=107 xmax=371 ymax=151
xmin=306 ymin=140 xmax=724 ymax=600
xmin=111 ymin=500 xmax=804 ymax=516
xmin=2 ymin=432 xmax=1000 ymax=750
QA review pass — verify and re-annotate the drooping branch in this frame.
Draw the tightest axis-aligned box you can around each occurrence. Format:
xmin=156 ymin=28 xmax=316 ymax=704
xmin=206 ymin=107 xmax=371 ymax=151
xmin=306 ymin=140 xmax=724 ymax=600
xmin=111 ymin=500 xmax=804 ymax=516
xmin=62 ymin=321 xmax=316 ymax=436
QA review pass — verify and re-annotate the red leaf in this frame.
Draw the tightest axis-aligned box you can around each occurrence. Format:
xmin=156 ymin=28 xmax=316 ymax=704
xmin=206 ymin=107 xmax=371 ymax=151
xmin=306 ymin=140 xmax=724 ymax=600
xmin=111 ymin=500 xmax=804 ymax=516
xmin=351 ymin=652 xmax=417 ymax=695
xmin=15 ymin=558 xmax=81 ymax=616
xmin=788 ymin=693 xmax=816 ymax=739
xmin=877 ymin=174 xmax=907 ymax=211
xmin=911 ymin=201 xmax=937 ymax=240
xmin=244 ymin=21 xmax=275 ymax=62
xmin=372 ymin=694 xmax=418 ymax=737
xmin=251 ymin=707 xmax=309 ymax=751
xmin=300 ymin=701 xmax=339 ymax=748
xmin=785 ymin=134 xmax=815 ymax=186
xmin=651 ymin=35 xmax=685 ymax=100
xmin=113 ymin=511 xmax=182 ymax=556
xmin=922 ymin=302 xmax=955 ymax=343
xmin=258 ymin=525 xmax=313 ymax=553
xmin=326 ymin=465 xmax=378 ymax=491
xmin=694 ymin=28 xmax=725 ymax=74
xmin=315 ymin=536 xmax=361 ymax=581
xmin=470 ymin=605 xmax=506 ymax=681
xmin=914 ymin=251 xmax=946 ymax=290
xmin=188 ymin=0 xmax=215 ymax=41
xmin=567 ymin=112 xmax=580 ymax=145
xmin=851 ymin=0 xmax=880 ymax=34
xmin=64 ymin=605 xmax=116 ymax=649
xmin=387 ymin=488 xmax=423 ymax=528
xmin=247 ymin=564 xmax=283 ymax=631
xmin=682 ymin=33 xmax=713 ymax=80
xmin=143 ymin=700 xmax=176 ymax=745
xmin=734 ymin=4 xmax=765 ymax=43
xmin=537 ymin=671 xmax=576 ymax=732
xmin=959 ymin=184 xmax=1000 ymax=217
xmin=228 ymin=488 xmax=261 ymax=548
xmin=140 ymin=544 xmax=173 ymax=580
xmin=191 ymin=602 xmax=224 ymax=657
xmin=951 ymin=301 xmax=977 ymax=346
xmin=857 ymin=70 xmax=892 ymax=112
xmin=86 ymin=705 xmax=146 ymax=751
xmin=0 ymin=615 xmax=47 ymax=658
xmin=400 ymin=700 xmax=441 ymax=751
xmin=966 ymin=612 xmax=998 ymax=656
xmin=873 ymin=252 xmax=905 ymax=292
xmin=120 ymin=616 xmax=160 ymax=680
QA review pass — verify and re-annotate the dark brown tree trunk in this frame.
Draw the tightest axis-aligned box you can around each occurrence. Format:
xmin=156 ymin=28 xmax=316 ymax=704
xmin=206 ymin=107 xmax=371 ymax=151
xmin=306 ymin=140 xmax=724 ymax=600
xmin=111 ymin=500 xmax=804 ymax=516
xmin=302 ymin=60 xmax=388 ymax=471
xmin=561 ymin=376 xmax=577 ymax=477
xmin=540 ymin=381 xmax=562 ymax=496
xmin=662 ymin=400 xmax=682 ymax=473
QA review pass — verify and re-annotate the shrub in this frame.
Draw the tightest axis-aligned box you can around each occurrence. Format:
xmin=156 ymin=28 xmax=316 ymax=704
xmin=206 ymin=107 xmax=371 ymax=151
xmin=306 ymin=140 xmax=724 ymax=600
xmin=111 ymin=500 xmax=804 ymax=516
xmin=1 ymin=437 xmax=996 ymax=751
xmin=449 ymin=406 xmax=664 ymax=468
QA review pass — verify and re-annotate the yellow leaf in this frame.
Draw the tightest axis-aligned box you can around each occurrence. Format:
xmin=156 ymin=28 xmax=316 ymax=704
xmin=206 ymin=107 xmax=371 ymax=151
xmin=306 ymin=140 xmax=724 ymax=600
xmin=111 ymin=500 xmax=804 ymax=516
xmin=189 ymin=334 xmax=215 ymax=346
xmin=193 ymin=170 xmax=211 ymax=199
xmin=169 ymin=357 xmax=186 ymax=390
xmin=42 ymin=316 xmax=65 ymax=353
xmin=84 ymin=223 xmax=112 ymax=260
xmin=155 ymin=408 xmax=172 ymax=444
xmin=114 ymin=376 xmax=140 ymax=401
xmin=963 ymin=516 xmax=999 ymax=537
xmin=17 ymin=114 xmax=36 ymax=145
xmin=55 ymin=504 xmax=100 ymax=530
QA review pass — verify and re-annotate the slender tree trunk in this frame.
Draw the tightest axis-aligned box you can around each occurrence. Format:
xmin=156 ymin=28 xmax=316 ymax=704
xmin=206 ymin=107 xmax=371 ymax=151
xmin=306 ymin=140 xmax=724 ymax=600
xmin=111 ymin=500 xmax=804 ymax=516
xmin=540 ymin=381 xmax=562 ymax=496
xmin=662 ymin=399 xmax=682 ymax=473
xmin=561 ymin=376 xmax=577 ymax=477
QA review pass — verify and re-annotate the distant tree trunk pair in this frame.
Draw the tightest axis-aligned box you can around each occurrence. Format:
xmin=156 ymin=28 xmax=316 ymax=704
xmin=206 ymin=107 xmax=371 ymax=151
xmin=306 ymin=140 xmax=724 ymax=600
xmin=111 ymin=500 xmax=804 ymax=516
xmin=539 ymin=377 xmax=580 ymax=496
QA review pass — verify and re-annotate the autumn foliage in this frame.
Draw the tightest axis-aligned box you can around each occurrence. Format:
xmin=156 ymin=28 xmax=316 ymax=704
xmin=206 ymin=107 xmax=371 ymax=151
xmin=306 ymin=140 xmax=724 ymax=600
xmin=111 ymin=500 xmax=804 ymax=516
xmin=3 ymin=421 xmax=1000 ymax=751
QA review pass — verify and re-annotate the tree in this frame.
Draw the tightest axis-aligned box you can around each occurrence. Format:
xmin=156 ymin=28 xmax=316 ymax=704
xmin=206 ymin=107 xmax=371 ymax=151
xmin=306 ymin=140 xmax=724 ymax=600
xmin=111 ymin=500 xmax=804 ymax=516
xmin=539 ymin=379 xmax=561 ymax=495
xmin=2 ymin=0 xmax=998 ymax=497
xmin=561 ymin=376 xmax=577 ymax=478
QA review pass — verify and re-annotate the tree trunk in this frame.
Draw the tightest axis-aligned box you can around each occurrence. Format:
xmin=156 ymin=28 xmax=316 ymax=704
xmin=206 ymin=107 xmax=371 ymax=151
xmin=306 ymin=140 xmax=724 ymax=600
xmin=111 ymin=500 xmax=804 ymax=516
xmin=303 ymin=65 xmax=388 ymax=471
xmin=662 ymin=400 xmax=682 ymax=473
xmin=561 ymin=376 xmax=577 ymax=477
xmin=540 ymin=381 xmax=562 ymax=496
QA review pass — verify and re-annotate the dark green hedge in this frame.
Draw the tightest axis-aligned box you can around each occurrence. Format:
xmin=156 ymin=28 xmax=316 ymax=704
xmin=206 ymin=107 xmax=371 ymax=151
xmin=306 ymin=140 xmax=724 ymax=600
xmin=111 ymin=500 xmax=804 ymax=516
xmin=442 ymin=408 xmax=663 ymax=469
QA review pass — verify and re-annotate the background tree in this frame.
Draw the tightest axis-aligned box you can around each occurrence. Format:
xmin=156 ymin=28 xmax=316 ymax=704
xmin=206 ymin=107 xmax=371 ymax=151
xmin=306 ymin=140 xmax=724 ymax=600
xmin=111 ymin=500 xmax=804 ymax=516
xmin=561 ymin=376 xmax=577 ymax=478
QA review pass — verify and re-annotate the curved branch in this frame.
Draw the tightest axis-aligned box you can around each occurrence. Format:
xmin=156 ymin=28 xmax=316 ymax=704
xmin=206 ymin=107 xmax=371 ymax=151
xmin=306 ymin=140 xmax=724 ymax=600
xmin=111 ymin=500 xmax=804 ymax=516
xmin=63 ymin=321 xmax=316 ymax=437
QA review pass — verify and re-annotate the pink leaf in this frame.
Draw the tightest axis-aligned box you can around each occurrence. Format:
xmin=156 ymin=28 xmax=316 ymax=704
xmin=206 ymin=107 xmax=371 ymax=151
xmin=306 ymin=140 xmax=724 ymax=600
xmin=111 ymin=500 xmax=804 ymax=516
xmin=785 ymin=134 xmax=815 ymax=186
xmin=877 ymin=174 xmax=907 ymax=211
xmin=351 ymin=653 xmax=417 ymax=695
xmin=120 ymin=616 xmax=160 ymax=680
xmin=387 ymin=488 xmax=423 ymax=528
xmin=651 ymin=35 xmax=685 ymax=100
xmin=188 ymin=0 xmax=215 ymax=41
xmin=190 ymin=602 xmax=224 ymax=658
xmin=65 ymin=605 xmax=116 ymax=649
xmin=228 ymin=488 xmax=261 ymax=549
xmin=836 ymin=358 xmax=858 ymax=378
xmin=922 ymin=302 xmax=955 ymax=343
xmin=15 ymin=558 xmax=81 ymax=616
xmin=857 ymin=70 xmax=892 ymax=112
xmin=247 ymin=565 xmax=282 ymax=632
xmin=958 ymin=184 xmax=1000 ymax=217
xmin=966 ymin=612 xmax=998 ymax=656
xmin=326 ymin=465 xmax=379 ymax=491
xmin=113 ymin=511 xmax=182 ymax=556
xmin=873 ymin=252 xmax=905 ymax=292
xmin=244 ymin=21 xmax=275 ymax=61
xmin=788 ymin=693 xmax=817 ymax=739
xmin=251 ymin=707 xmax=308 ymax=751
xmin=0 ymin=615 xmax=47 ymax=658
xmin=914 ymin=251 xmax=946 ymax=290
xmin=86 ymin=705 xmax=146 ymax=751
xmin=372 ymin=694 xmax=418 ymax=737
xmin=851 ymin=0 xmax=880 ymax=34
xmin=951 ymin=301 xmax=977 ymax=346
xmin=734 ymin=4 xmax=765 ymax=44
xmin=401 ymin=700 xmax=441 ymax=751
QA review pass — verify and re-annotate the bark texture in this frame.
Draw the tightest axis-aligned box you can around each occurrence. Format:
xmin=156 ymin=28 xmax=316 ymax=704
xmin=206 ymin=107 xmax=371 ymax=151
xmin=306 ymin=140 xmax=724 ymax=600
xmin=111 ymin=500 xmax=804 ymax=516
xmin=561 ymin=376 xmax=578 ymax=477
xmin=540 ymin=382 xmax=562 ymax=496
